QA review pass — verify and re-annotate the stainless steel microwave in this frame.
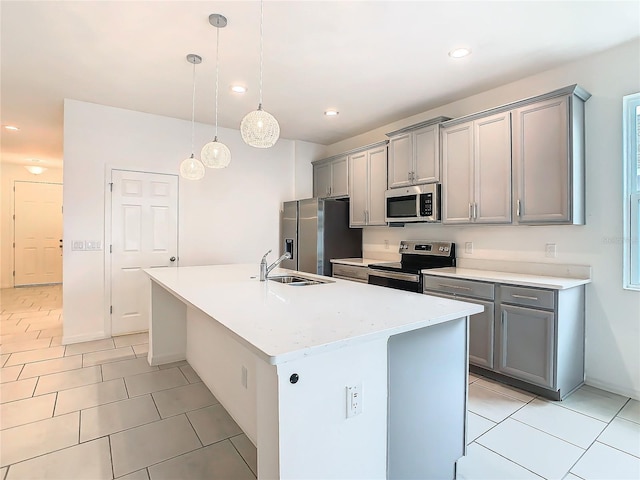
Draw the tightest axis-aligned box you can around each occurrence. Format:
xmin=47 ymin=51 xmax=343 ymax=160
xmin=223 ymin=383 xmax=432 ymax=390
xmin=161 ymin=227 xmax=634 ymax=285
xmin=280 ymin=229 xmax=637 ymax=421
xmin=385 ymin=184 xmax=441 ymax=223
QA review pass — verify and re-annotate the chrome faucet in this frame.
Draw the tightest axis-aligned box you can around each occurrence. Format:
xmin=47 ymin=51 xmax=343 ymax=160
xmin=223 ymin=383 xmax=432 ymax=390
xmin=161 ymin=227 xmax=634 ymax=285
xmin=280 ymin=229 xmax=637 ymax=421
xmin=260 ymin=250 xmax=292 ymax=281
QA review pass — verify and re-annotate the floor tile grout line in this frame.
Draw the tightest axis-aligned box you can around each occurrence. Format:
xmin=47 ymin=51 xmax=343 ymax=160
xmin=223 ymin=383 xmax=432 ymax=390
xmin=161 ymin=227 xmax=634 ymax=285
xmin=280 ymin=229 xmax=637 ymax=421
xmin=508 ymin=417 xmax=592 ymax=451
xmin=108 ymin=433 xmax=115 ymax=479
xmin=229 ymin=435 xmax=257 ymax=478
xmin=468 ymin=440 xmax=546 ymax=479
xmin=183 ymin=407 xmax=205 ymax=447
xmin=592 ymin=438 xmax=640 ymax=459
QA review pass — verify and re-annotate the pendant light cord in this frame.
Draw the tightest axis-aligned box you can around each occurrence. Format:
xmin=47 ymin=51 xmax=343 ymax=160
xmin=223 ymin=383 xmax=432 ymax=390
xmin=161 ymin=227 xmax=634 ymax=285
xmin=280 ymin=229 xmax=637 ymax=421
xmin=190 ymin=59 xmax=197 ymax=155
xmin=215 ymin=25 xmax=220 ymax=140
xmin=258 ymin=0 xmax=264 ymax=107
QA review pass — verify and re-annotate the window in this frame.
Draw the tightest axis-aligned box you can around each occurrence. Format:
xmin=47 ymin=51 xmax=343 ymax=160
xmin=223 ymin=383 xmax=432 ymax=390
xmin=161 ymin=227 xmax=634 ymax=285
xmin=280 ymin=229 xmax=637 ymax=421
xmin=623 ymin=92 xmax=640 ymax=290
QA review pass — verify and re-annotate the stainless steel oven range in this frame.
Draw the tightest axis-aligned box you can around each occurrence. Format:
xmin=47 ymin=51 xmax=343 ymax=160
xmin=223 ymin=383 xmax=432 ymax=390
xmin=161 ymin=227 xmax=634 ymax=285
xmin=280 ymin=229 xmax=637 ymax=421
xmin=368 ymin=241 xmax=456 ymax=293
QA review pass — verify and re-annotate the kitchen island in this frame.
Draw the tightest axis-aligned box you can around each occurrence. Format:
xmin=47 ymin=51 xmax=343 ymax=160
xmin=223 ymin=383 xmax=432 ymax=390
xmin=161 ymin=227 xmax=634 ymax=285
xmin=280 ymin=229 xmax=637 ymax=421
xmin=144 ymin=264 xmax=483 ymax=480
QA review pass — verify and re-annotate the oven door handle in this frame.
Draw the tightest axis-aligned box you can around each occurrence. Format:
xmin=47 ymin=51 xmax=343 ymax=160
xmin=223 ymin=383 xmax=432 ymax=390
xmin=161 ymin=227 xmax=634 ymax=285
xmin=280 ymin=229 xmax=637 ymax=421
xmin=368 ymin=269 xmax=420 ymax=283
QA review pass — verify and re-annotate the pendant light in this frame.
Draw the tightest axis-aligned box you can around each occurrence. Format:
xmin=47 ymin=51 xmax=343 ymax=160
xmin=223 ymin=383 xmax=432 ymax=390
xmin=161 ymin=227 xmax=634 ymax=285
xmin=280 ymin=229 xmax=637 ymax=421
xmin=201 ymin=14 xmax=232 ymax=168
xmin=179 ymin=54 xmax=206 ymax=181
xmin=240 ymin=0 xmax=280 ymax=148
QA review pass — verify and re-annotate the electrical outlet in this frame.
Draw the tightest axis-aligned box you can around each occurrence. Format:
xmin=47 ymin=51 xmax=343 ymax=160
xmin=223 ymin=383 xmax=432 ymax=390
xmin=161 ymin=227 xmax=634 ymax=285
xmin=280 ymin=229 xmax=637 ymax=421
xmin=346 ymin=383 xmax=363 ymax=418
xmin=465 ymin=242 xmax=473 ymax=254
xmin=545 ymin=243 xmax=557 ymax=258
xmin=241 ymin=365 xmax=248 ymax=389
xmin=384 ymin=240 xmax=389 ymax=250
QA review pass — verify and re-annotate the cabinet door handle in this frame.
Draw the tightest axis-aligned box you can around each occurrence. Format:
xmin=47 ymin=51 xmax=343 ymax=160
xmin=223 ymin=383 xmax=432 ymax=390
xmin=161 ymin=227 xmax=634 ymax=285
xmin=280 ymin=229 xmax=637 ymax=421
xmin=328 ymin=186 xmax=332 ymax=196
xmin=517 ymin=199 xmax=521 ymax=217
xmin=469 ymin=203 xmax=473 ymax=220
xmin=511 ymin=294 xmax=539 ymax=301
xmin=408 ymin=171 xmax=412 ymax=181
xmin=473 ymin=203 xmax=478 ymax=220
xmin=438 ymin=283 xmax=473 ymax=291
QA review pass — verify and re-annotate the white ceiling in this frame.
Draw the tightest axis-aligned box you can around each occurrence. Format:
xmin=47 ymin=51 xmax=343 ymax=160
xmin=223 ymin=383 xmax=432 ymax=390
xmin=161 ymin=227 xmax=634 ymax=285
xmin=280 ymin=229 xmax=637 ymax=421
xmin=1 ymin=1 xmax=639 ymax=168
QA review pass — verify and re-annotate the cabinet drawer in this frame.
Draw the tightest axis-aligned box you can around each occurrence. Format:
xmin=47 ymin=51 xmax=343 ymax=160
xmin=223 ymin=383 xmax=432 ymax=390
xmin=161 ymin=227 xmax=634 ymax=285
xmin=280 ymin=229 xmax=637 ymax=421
xmin=423 ymin=276 xmax=494 ymax=300
xmin=499 ymin=285 xmax=555 ymax=310
xmin=332 ymin=264 xmax=370 ymax=282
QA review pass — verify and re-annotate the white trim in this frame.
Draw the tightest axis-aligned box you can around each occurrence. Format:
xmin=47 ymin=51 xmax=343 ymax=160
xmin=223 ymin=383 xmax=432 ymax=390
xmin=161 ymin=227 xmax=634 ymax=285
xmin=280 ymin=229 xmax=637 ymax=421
xmin=62 ymin=331 xmax=110 ymax=346
xmin=622 ymin=93 xmax=640 ymax=290
xmin=586 ymin=378 xmax=640 ymax=402
xmin=148 ymin=352 xmax=186 ymax=366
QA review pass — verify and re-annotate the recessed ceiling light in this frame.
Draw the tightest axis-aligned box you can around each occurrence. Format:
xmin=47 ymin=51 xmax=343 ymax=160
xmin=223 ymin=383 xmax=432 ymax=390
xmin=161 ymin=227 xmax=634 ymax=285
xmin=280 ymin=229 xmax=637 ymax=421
xmin=324 ymin=109 xmax=339 ymax=117
xmin=230 ymin=85 xmax=247 ymax=93
xmin=24 ymin=165 xmax=46 ymax=175
xmin=3 ymin=125 xmax=20 ymax=131
xmin=448 ymin=48 xmax=471 ymax=58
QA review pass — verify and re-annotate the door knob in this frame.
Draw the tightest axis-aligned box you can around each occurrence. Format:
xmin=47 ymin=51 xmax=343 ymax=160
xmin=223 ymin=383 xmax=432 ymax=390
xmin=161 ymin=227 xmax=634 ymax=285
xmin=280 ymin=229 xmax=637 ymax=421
xmin=170 ymin=257 xmax=176 ymax=262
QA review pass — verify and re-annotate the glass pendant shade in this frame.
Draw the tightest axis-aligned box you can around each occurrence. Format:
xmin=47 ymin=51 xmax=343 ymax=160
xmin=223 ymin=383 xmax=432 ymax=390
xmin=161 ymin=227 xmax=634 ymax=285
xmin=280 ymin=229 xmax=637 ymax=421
xmin=180 ymin=154 xmax=205 ymax=180
xmin=201 ymin=138 xmax=231 ymax=168
xmin=240 ymin=105 xmax=280 ymax=148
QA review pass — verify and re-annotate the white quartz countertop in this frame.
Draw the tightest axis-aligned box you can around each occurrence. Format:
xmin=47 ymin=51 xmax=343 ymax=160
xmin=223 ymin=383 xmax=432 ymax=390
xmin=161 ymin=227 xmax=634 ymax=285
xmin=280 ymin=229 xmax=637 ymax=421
xmin=144 ymin=264 xmax=483 ymax=365
xmin=330 ymin=258 xmax=388 ymax=267
xmin=423 ymin=267 xmax=591 ymax=290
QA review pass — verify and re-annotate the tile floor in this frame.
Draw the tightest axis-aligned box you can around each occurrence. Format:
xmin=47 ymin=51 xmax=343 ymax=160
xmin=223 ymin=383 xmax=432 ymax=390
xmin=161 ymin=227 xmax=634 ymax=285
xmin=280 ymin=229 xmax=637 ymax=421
xmin=1 ymin=285 xmax=639 ymax=479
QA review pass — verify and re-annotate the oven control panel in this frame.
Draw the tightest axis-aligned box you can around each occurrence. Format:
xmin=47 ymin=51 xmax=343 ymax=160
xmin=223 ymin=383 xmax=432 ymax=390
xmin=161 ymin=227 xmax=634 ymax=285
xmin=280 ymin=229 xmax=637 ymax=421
xmin=399 ymin=240 xmax=454 ymax=256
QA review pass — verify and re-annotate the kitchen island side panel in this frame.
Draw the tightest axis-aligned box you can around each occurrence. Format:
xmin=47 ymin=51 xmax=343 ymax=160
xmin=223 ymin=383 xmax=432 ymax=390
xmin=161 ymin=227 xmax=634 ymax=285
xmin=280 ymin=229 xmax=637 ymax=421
xmin=186 ymin=306 xmax=260 ymax=444
xmin=388 ymin=316 xmax=468 ymax=480
xmin=147 ymin=281 xmax=187 ymax=366
xmin=272 ymin=337 xmax=389 ymax=480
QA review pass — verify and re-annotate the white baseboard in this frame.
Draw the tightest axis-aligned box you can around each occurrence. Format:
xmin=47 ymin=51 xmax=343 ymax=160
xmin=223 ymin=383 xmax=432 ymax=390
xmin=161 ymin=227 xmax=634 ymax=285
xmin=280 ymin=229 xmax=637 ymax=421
xmin=148 ymin=352 xmax=185 ymax=366
xmin=585 ymin=378 xmax=640 ymax=401
xmin=62 ymin=331 xmax=109 ymax=345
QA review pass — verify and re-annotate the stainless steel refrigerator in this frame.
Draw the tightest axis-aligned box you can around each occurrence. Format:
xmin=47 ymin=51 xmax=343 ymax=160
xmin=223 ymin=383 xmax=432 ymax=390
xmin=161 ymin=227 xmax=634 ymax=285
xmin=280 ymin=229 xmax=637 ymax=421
xmin=280 ymin=198 xmax=362 ymax=276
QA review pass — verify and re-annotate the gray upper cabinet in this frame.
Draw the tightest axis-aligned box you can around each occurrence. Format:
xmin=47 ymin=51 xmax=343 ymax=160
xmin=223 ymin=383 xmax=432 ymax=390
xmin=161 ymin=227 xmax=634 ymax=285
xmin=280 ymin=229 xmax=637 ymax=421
xmin=313 ymin=155 xmax=349 ymax=198
xmin=386 ymin=117 xmax=449 ymax=189
xmin=512 ymin=89 xmax=589 ymax=225
xmin=441 ymin=85 xmax=589 ymax=226
xmin=349 ymin=143 xmax=388 ymax=227
xmin=442 ymin=111 xmax=512 ymax=224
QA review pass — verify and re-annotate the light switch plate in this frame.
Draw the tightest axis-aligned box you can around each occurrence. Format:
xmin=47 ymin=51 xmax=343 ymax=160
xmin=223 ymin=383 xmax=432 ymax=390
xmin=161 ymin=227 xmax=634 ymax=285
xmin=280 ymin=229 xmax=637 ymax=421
xmin=72 ymin=241 xmax=85 ymax=251
xmin=545 ymin=243 xmax=557 ymax=258
xmin=465 ymin=242 xmax=473 ymax=254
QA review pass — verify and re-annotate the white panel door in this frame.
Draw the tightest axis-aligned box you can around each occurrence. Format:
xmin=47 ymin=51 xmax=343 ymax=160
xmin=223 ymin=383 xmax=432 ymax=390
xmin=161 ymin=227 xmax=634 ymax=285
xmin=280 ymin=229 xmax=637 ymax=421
xmin=111 ymin=170 xmax=178 ymax=335
xmin=14 ymin=182 xmax=63 ymax=286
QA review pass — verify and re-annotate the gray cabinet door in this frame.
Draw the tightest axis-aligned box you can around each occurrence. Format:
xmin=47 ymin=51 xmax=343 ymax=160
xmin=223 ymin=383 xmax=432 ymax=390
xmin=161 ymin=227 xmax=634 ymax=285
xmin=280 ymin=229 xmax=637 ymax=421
xmin=313 ymin=162 xmax=332 ymax=198
xmin=367 ymin=145 xmax=388 ymax=225
xmin=388 ymin=133 xmax=412 ymax=188
xmin=414 ymin=125 xmax=439 ymax=184
xmin=469 ymin=299 xmax=495 ymax=369
xmin=513 ymin=96 xmax=570 ymax=224
xmin=474 ymin=112 xmax=512 ymax=223
xmin=349 ymin=151 xmax=368 ymax=227
xmin=331 ymin=156 xmax=349 ymax=198
xmin=497 ymin=304 xmax=556 ymax=389
xmin=442 ymin=121 xmax=474 ymax=223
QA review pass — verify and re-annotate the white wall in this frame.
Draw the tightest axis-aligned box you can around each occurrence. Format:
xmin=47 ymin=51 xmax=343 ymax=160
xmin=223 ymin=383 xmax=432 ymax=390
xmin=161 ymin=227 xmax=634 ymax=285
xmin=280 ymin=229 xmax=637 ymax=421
xmin=327 ymin=39 xmax=640 ymax=399
xmin=0 ymin=163 xmax=63 ymax=288
xmin=293 ymin=140 xmax=327 ymax=199
xmin=63 ymin=99 xmax=320 ymax=343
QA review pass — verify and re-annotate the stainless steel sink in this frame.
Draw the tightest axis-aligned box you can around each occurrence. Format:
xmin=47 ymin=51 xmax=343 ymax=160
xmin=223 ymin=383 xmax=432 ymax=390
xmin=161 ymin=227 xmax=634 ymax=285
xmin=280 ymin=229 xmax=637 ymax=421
xmin=268 ymin=275 xmax=334 ymax=286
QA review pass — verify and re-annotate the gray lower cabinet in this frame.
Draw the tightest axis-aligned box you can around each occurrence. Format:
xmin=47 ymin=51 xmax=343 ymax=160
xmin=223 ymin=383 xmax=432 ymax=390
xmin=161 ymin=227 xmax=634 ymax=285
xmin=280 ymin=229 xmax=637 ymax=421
xmin=424 ymin=275 xmax=585 ymax=400
xmin=423 ymin=276 xmax=495 ymax=369
xmin=497 ymin=304 xmax=555 ymax=389
xmin=332 ymin=263 xmax=370 ymax=283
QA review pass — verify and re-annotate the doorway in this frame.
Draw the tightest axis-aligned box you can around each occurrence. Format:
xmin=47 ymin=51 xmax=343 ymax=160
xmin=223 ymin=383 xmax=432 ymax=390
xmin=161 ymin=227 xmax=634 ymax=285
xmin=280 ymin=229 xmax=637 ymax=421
xmin=109 ymin=169 xmax=179 ymax=336
xmin=13 ymin=181 xmax=63 ymax=286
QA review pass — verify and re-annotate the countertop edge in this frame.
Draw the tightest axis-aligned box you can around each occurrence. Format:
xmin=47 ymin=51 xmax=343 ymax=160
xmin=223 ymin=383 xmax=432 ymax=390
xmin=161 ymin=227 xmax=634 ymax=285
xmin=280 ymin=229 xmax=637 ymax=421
xmin=422 ymin=268 xmax=591 ymax=290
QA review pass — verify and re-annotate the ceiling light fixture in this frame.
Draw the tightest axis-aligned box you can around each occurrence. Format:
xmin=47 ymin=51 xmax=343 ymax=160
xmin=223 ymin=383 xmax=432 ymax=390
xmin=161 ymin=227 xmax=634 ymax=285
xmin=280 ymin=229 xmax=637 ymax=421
xmin=179 ymin=54 xmax=206 ymax=181
xmin=324 ymin=110 xmax=339 ymax=117
xmin=3 ymin=125 xmax=20 ymax=131
xmin=231 ymin=85 xmax=247 ymax=94
xmin=449 ymin=48 xmax=472 ymax=58
xmin=240 ymin=0 xmax=280 ymax=148
xmin=25 ymin=165 xmax=46 ymax=175
xmin=201 ymin=14 xmax=232 ymax=169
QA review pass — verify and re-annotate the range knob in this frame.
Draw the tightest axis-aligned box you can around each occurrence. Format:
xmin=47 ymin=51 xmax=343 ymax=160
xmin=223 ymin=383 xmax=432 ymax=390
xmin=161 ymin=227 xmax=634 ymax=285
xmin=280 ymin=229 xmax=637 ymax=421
xmin=439 ymin=246 xmax=444 ymax=252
